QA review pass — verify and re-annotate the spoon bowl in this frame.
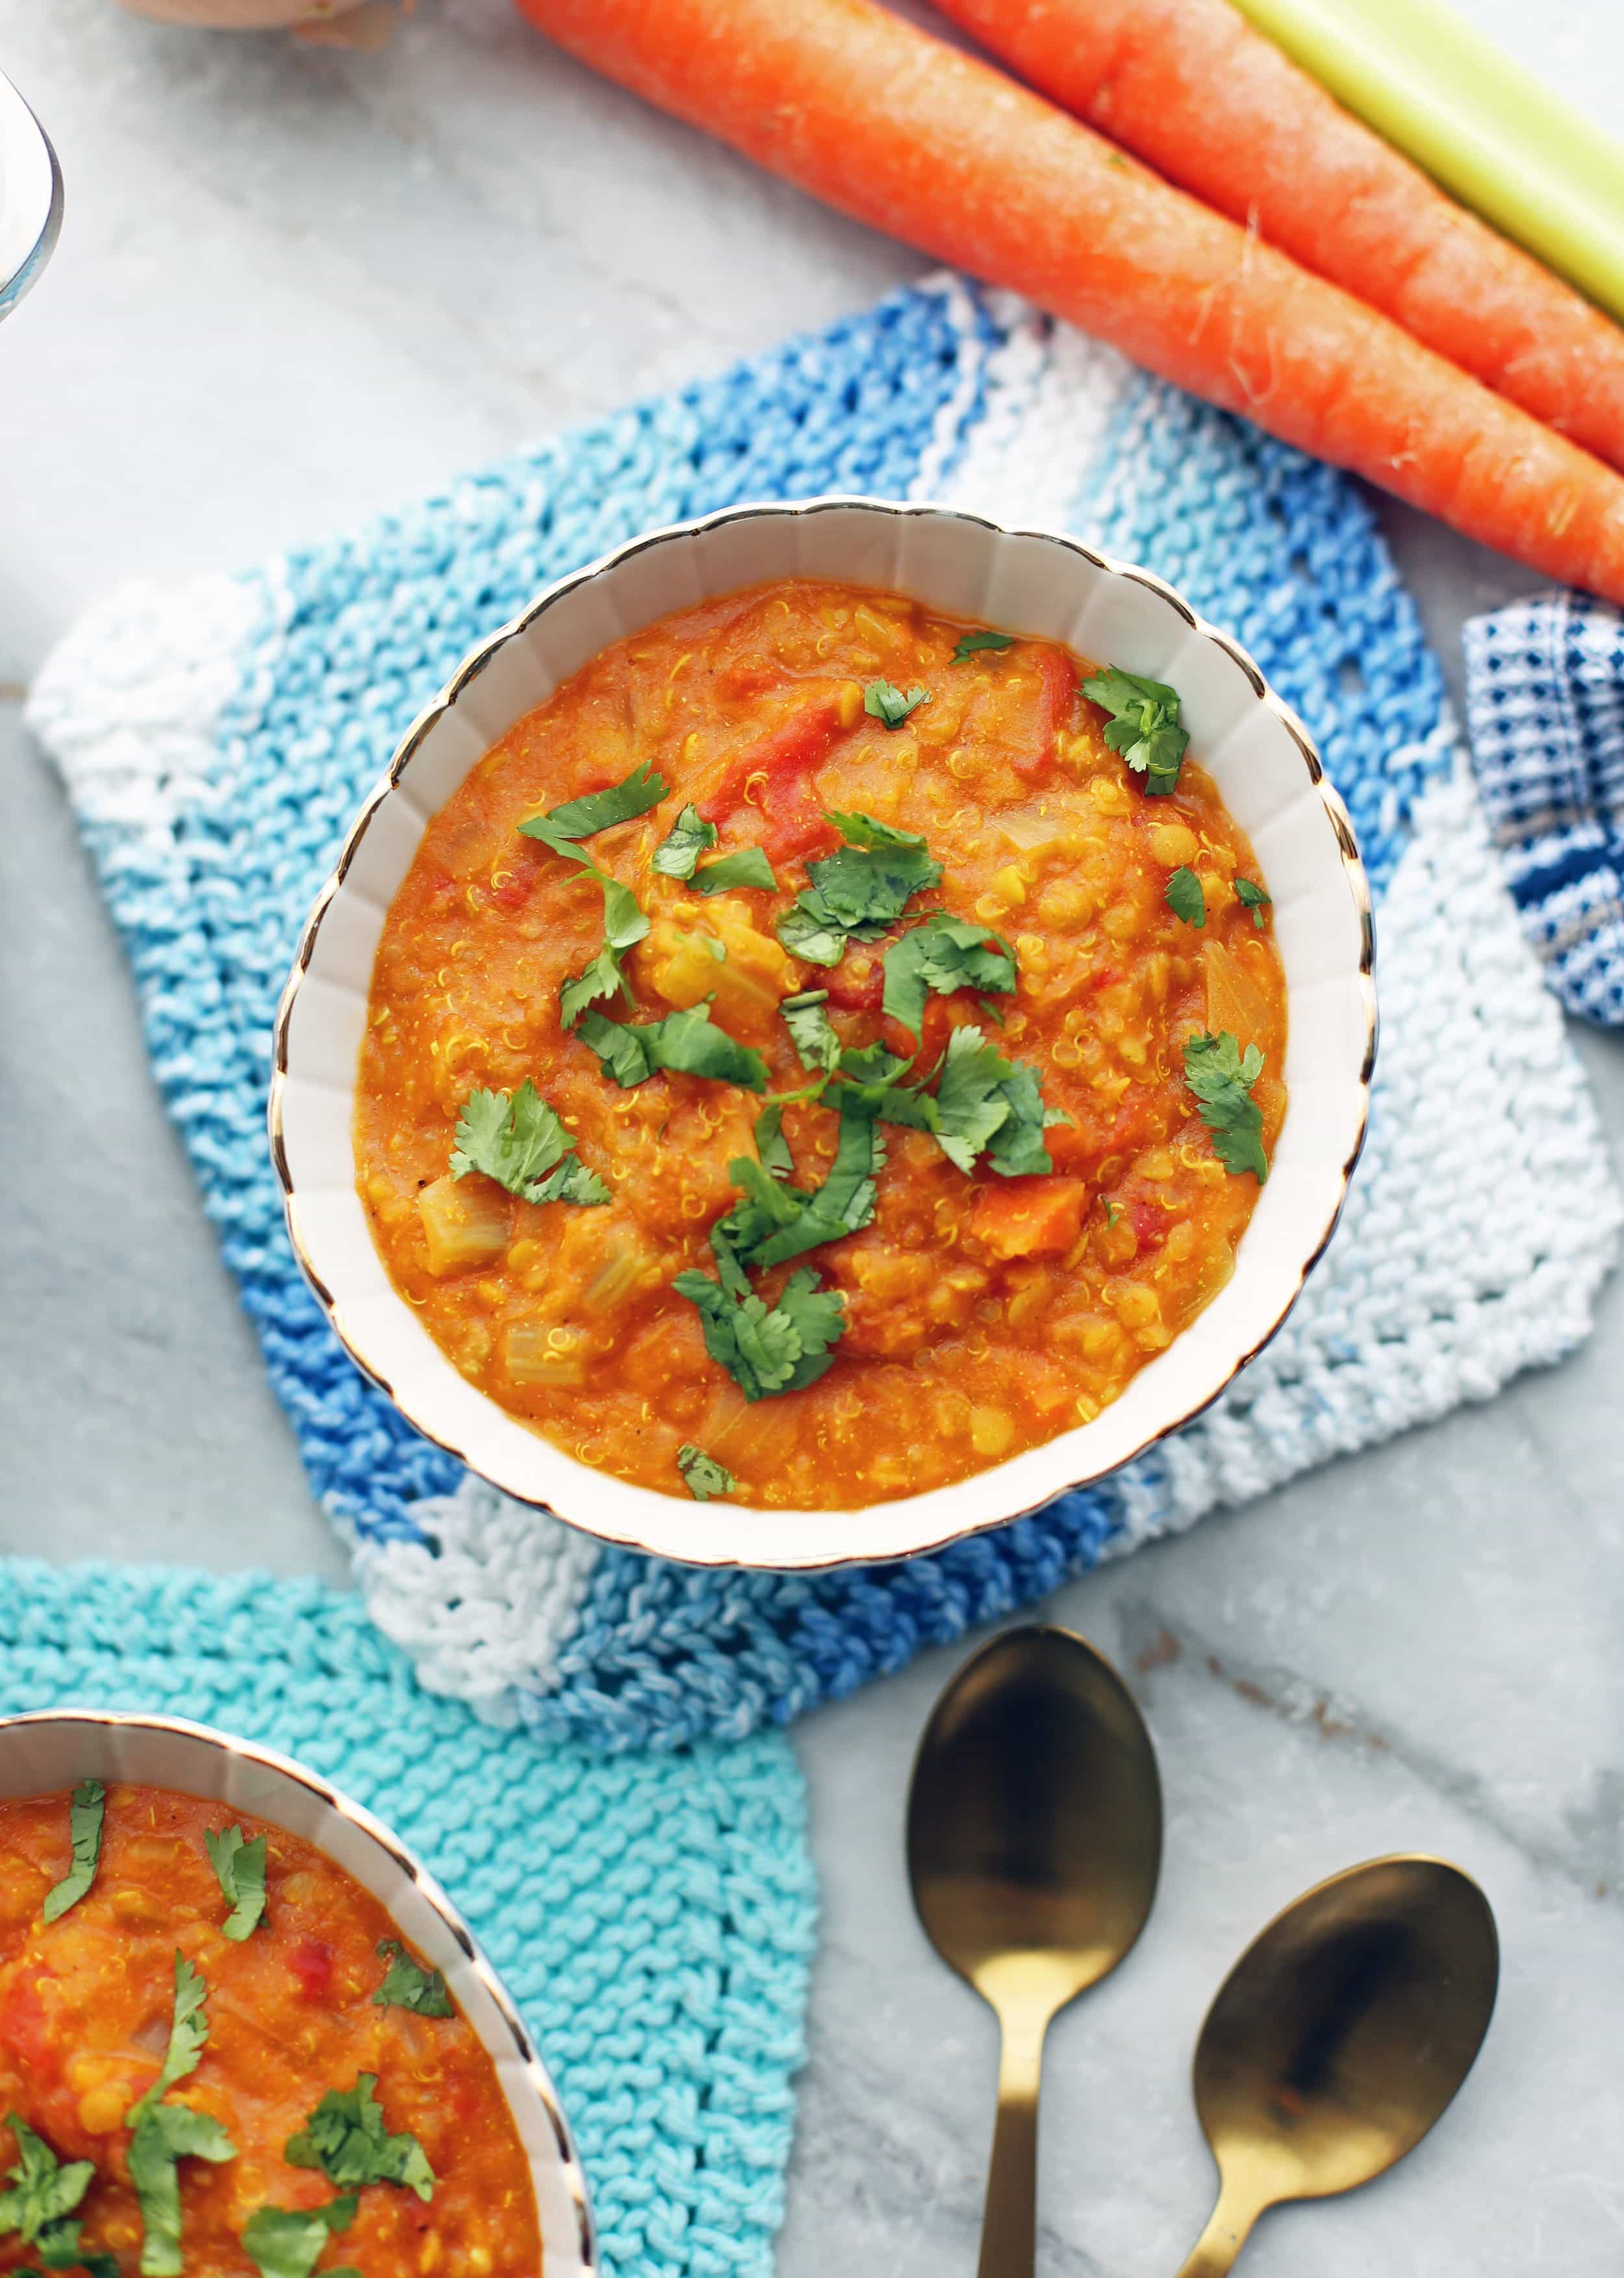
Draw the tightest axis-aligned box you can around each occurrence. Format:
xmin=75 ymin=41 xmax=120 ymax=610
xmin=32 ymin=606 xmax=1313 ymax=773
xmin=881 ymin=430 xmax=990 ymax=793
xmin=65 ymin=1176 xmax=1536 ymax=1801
xmin=1178 ymin=1854 xmax=1499 ymax=2275
xmin=907 ymin=1625 xmax=1162 ymax=2278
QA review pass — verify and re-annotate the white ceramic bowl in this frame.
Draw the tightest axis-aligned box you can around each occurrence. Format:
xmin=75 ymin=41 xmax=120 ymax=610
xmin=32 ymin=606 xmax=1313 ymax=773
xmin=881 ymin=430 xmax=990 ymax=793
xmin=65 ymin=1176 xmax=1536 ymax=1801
xmin=0 ymin=1709 xmax=595 ymax=2278
xmin=272 ymin=497 xmax=1374 ymax=1571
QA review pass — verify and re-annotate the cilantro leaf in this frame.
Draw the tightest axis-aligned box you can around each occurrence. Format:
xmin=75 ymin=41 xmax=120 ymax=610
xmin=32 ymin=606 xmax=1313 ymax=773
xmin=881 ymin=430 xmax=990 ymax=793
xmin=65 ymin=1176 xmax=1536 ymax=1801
xmin=863 ymin=680 xmax=931 ymax=729
xmin=934 ymin=1027 xmax=1069 ymax=1178
xmin=652 ymin=803 xmax=719 ymax=880
xmin=952 ymin=629 xmax=1014 ymax=662
xmin=203 ymin=1826 xmax=266 ymax=1942
xmin=520 ymin=812 xmax=652 ymax=1031
xmin=0 ymin=2120 xmax=94 ymax=2249
xmin=882 ymin=913 xmax=1017 ymax=1035
xmin=286 ymin=2077 xmax=433 ymax=2204
xmin=559 ymin=941 xmax=630 ymax=1030
xmin=673 ymin=1263 xmax=845 ymax=1402
xmin=517 ymin=758 xmax=667 ymax=851
xmin=450 ymin=1082 xmax=609 ymax=1206
xmin=677 ymin=1445 xmax=739 ymax=1502
xmin=1082 ymin=665 xmax=1189 ymax=795
xmin=576 ymin=1004 xmax=768 ymax=1093
xmin=833 ymin=1041 xmax=938 ymax=1133
xmin=28 ymin=2226 xmax=119 ymax=2278
xmin=128 ymin=1955 xmax=210 ymax=2129
xmin=692 ymin=846 xmax=778 ymax=894
xmin=774 ymin=902 xmax=848 ymax=967
xmin=777 ymin=813 xmax=942 ymax=968
xmin=373 ymin=1940 xmax=452 ymax=2018
xmin=1165 ymin=867 xmax=1206 ymax=928
xmin=242 ymin=2196 xmax=357 ymax=2278
xmin=780 ymin=990 xmax=840 ymax=1076
xmin=41 ymin=1782 xmax=103 ymax=1925
xmin=753 ymin=1102 xmax=796 ymax=1180
xmin=129 ymin=2105 xmax=236 ymax=2278
xmin=1235 ymin=877 xmax=1271 ymax=927
xmin=1184 ymin=1030 xmax=1268 ymax=1180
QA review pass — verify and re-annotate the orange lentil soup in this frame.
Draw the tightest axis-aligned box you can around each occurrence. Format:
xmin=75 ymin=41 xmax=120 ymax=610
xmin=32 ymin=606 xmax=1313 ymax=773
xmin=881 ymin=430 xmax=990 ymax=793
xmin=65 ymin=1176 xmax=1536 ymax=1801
xmin=0 ymin=1782 xmax=538 ymax=2276
xmin=355 ymin=577 xmax=1286 ymax=1508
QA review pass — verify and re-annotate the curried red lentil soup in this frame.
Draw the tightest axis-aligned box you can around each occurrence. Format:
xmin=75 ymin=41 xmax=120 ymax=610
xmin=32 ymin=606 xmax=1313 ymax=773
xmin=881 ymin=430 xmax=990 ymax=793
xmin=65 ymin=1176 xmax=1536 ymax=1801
xmin=0 ymin=1781 xmax=539 ymax=2277
xmin=355 ymin=577 xmax=1286 ymax=1509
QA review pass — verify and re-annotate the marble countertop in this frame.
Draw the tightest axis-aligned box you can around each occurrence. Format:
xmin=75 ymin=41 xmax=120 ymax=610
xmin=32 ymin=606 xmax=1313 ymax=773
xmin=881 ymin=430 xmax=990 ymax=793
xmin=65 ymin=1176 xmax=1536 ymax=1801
xmin=3 ymin=1 xmax=1622 ymax=2270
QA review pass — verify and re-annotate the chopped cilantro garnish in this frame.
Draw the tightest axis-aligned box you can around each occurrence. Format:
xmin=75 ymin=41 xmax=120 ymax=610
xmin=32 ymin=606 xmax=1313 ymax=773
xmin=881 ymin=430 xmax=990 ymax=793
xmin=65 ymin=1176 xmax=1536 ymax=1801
xmin=952 ymin=629 xmax=1014 ymax=662
xmin=780 ymin=990 xmax=841 ymax=1076
xmin=518 ymin=758 xmax=667 ymax=850
xmin=752 ymin=1100 xmax=796 ymax=1180
xmin=692 ymin=846 xmax=778 ymax=895
xmin=373 ymin=1939 xmax=452 ymax=2018
xmin=555 ymin=857 xmax=652 ymax=1029
xmin=1082 ymin=665 xmax=1189 ymax=795
xmin=204 ymin=1826 xmax=266 ymax=1941
xmin=652 ymin=803 xmax=718 ymax=880
xmin=242 ymin=2196 xmax=357 ymax=2278
xmin=121 ymin=1958 xmax=236 ymax=2277
xmin=0 ymin=2120 xmax=94 ymax=2253
xmin=128 ymin=2105 xmax=236 ymax=2278
xmin=776 ymin=813 xmax=941 ymax=968
xmin=1184 ymin=1030 xmax=1268 ymax=1181
xmin=863 ymin=680 xmax=931 ymax=729
xmin=1165 ymin=867 xmax=1206 ymax=928
xmin=1235 ymin=878 xmax=1271 ymax=927
xmin=451 ymin=1082 xmax=609 ymax=1206
xmin=286 ymin=2077 xmax=433 ymax=2203
xmin=42 ymin=1781 xmax=103 ymax=1925
xmin=717 ymin=1113 xmax=883 ymax=1275
xmin=933 ymin=1026 xmax=1068 ymax=1178
xmin=881 ymin=913 xmax=1017 ymax=1035
xmin=673 ymin=1259 xmax=845 ymax=1404
xmin=677 ymin=1445 xmax=739 ymax=1502
xmin=128 ymin=1955 xmax=210 ymax=2129
xmin=519 ymin=774 xmax=658 ymax=1026
xmin=576 ymin=1004 xmax=768 ymax=1093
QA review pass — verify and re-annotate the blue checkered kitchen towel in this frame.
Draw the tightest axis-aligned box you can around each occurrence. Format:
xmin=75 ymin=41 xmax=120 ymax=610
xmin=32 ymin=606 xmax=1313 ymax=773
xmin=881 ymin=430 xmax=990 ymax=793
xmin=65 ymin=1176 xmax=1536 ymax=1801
xmin=27 ymin=277 xmax=1622 ymax=1749
xmin=1464 ymin=592 xmax=1624 ymax=1026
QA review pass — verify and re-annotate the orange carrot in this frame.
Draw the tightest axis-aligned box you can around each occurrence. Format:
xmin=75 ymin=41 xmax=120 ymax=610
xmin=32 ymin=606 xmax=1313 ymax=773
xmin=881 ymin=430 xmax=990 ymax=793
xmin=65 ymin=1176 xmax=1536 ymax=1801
xmin=512 ymin=0 xmax=1624 ymax=603
xmin=971 ymin=1176 xmax=1091 ymax=1258
xmin=933 ymin=0 xmax=1624 ymax=473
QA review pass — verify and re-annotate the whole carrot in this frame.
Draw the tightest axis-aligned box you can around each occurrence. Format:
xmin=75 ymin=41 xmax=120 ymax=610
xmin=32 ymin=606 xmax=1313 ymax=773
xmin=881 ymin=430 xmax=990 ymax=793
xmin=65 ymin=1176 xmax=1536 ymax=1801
xmin=932 ymin=0 xmax=1624 ymax=472
xmin=513 ymin=0 xmax=1624 ymax=603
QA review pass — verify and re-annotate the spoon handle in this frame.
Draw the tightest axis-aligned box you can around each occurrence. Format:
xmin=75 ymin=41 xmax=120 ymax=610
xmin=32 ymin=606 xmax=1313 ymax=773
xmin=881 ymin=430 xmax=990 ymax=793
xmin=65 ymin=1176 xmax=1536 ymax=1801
xmin=1174 ymin=2182 xmax=1261 ymax=2278
xmin=976 ymin=2006 xmax=1047 ymax=2278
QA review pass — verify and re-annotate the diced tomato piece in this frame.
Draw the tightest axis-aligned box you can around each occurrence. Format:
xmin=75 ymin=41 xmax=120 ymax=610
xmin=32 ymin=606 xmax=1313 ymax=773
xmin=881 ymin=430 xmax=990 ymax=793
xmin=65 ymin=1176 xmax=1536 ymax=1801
xmin=1013 ymin=647 xmax=1076 ymax=779
xmin=702 ymin=696 xmax=847 ymax=863
xmin=824 ymin=959 xmax=885 ymax=1012
xmin=286 ymin=1936 xmax=335 ymax=2003
xmin=971 ymin=1176 xmax=1089 ymax=1259
xmin=0 ymin=1982 xmax=53 ymax=2081
xmin=1130 ymin=1199 xmax=1167 ymax=1251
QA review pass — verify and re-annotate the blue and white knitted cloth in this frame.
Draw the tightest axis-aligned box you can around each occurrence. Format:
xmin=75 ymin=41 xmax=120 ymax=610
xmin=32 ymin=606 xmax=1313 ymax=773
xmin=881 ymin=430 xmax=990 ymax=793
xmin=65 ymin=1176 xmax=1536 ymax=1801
xmin=29 ymin=277 xmax=1621 ymax=1749
xmin=0 ymin=1558 xmax=814 ymax=2278
xmin=1464 ymin=590 xmax=1624 ymax=1026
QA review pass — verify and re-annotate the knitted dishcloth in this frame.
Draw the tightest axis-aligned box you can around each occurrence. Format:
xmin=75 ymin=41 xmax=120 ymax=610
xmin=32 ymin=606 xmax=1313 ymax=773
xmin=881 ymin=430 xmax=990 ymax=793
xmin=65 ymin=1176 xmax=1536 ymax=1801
xmin=0 ymin=1558 xmax=814 ymax=2278
xmin=28 ymin=277 xmax=1621 ymax=1747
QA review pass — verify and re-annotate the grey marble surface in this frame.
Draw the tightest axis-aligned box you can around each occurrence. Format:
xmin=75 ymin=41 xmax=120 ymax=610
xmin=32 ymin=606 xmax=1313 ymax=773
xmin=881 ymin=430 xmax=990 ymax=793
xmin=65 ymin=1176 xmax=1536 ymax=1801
xmin=2 ymin=1 xmax=1622 ymax=2270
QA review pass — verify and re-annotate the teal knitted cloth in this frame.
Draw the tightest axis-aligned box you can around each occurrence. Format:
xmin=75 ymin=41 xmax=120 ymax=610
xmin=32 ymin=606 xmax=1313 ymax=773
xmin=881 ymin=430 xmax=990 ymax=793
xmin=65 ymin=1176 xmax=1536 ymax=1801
xmin=0 ymin=1559 xmax=815 ymax=2278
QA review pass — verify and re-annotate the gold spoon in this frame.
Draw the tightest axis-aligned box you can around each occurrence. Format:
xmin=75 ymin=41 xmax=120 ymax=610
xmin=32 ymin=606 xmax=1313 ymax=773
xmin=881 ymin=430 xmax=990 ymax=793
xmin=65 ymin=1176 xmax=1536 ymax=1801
xmin=1178 ymin=1854 xmax=1499 ymax=2275
xmin=906 ymin=1623 xmax=1163 ymax=2278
